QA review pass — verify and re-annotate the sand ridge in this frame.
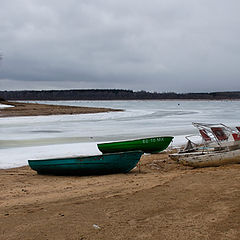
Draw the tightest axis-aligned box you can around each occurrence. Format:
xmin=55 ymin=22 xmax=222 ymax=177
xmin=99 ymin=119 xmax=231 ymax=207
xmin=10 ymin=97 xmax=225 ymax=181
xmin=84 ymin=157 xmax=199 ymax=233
xmin=0 ymin=101 xmax=122 ymax=117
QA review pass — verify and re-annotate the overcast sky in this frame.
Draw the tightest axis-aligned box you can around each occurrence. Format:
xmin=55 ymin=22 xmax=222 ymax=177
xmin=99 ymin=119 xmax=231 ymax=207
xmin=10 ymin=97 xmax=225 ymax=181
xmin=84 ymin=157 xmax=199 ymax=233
xmin=0 ymin=0 xmax=240 ymax=92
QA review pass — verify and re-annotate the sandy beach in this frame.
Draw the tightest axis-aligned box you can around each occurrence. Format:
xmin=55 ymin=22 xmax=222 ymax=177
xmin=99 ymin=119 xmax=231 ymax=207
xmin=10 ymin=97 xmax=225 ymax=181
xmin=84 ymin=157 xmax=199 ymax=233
xmin=0 ymin=153 xmax=240 ymax=240
xmin=1 ymin=153 xmax=240 ymax=240
xmin=1 ymin=101 xmax=240 ymax=239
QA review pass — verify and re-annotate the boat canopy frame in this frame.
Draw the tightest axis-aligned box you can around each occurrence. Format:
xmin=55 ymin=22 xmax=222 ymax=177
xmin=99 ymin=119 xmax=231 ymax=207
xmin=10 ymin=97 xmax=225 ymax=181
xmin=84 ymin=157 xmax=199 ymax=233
xmin=192 ymin=122 xmax=240 ymax=149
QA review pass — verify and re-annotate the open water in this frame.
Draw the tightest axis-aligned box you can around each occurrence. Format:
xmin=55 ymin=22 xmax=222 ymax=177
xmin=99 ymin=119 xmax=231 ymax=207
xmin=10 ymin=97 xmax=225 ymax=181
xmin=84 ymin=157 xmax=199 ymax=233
xmin=1 ymin=100 xmax=240 ymax=169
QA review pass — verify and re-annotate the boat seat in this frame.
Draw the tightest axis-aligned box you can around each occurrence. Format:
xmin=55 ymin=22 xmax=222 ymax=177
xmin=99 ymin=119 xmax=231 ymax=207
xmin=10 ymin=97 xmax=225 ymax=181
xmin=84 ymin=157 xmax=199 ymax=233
xmin=232 ymin=127 xmax=240 ymax=141
xmin=199 ymin=129 xmax=211 ymax=142
xmin=211 ymin=127 xmax=228 ymax=141
xmin=232 ymin=133 xmax=240 ymax=141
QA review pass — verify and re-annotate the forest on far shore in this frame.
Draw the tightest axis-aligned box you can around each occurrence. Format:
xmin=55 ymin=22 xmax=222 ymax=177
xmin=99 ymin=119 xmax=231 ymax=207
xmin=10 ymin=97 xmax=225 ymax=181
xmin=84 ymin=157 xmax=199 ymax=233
xmin=1 ymin=89 xmax=240 ymax=101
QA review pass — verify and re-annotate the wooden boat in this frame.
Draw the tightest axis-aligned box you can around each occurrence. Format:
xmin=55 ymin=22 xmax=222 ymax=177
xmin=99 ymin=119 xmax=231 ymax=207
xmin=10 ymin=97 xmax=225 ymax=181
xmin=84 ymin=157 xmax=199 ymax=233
xmin=28 ymin=151 xmax=143 ymax=175
xmin=97 ymin=136 xmax=173 ymax=154
xmin=179 ymin=148 xmax=240 ymax=168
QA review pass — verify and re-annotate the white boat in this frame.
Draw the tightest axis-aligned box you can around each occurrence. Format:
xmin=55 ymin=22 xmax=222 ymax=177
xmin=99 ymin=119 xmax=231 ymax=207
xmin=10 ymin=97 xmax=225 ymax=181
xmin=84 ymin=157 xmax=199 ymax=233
xmin=169 ymin=122 xmax=240 ymax=167
xmin=192 ymin=122 xmax=240 ymax=150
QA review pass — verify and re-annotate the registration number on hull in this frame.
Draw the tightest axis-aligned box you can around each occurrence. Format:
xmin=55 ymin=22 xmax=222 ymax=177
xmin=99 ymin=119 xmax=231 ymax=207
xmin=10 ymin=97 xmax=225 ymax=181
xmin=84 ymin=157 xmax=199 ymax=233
xmin=142 ymin=138 xmax=164 ymax=144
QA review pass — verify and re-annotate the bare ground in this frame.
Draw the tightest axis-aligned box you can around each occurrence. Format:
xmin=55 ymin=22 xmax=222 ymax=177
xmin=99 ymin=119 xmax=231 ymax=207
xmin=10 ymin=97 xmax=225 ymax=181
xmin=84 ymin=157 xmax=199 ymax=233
xmin=0 ymin=101 xmax=122 ymax=117
xmin=1 ymin=153 xmax=240 ymax=240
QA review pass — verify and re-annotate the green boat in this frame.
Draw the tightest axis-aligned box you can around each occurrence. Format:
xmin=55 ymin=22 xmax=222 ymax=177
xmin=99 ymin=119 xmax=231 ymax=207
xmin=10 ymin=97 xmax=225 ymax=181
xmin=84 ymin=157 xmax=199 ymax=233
xmin=28 ymin=151 xmax=143 ymax=175
xmin=97 ymin=136 xmax=174 ymax=154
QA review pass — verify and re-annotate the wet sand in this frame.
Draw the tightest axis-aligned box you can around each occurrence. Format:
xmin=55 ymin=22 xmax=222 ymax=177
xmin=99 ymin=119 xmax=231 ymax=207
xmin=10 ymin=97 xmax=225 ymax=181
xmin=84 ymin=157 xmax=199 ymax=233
xmin=0 ymin=101 xmax=122 ymax=117
xmin=1 ymin=153 xmax=240 ymax=240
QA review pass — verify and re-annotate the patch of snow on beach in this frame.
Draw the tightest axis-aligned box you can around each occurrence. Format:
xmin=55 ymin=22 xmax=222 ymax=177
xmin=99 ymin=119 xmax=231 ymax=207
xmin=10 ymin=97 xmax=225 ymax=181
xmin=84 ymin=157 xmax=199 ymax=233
xmin=0 ymin=103 xmax=14 ymax=109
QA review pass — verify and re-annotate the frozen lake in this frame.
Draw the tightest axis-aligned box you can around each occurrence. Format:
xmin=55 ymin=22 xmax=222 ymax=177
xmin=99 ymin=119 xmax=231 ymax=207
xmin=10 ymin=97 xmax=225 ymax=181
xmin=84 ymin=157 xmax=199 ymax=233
xmin=1 ymin=100 xmax=240 ymax=168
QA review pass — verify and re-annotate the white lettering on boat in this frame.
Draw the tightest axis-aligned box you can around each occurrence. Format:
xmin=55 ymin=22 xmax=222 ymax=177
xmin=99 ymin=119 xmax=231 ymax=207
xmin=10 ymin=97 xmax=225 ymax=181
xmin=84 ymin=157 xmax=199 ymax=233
xmin=142 ymin=138 xmax=164 ymax=144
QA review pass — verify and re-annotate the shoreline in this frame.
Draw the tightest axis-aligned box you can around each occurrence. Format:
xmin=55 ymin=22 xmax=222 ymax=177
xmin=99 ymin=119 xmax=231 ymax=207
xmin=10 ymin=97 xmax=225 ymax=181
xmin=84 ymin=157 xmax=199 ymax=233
xmin=1 ymin=98 xmax=238 ymax=118
xmin=0 ymin=101 xmax=122 ymax=118
xmin=1 ymin=153 xmax=240 ymax=239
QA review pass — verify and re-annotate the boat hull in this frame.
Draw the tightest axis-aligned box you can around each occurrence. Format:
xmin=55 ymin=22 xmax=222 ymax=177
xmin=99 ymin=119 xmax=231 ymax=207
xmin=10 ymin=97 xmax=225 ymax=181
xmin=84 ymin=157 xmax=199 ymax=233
xmin=28 ymin=151 xmax=143 ymax=175
xmin=169 ymin=151 xmax=205 ymax=161
xmin=97 ymin=136 xmax=173 ymax=154
xmin=179 ymin=149 xmax=240 ymax=168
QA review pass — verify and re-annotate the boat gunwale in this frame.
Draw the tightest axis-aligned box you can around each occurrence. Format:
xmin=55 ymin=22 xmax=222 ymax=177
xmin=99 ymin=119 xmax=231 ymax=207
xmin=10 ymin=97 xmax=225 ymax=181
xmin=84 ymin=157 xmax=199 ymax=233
xmin=97 ymin=136 xmax=174 ymax=145
xmin=28 ymin=150 xmax=143 ymax=162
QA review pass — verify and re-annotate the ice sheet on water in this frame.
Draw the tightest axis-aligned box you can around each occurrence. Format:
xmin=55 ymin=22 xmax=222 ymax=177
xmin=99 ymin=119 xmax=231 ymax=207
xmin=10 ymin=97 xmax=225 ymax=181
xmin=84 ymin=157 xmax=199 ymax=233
xmin=0 ymin=142 xmax=100 ymax=169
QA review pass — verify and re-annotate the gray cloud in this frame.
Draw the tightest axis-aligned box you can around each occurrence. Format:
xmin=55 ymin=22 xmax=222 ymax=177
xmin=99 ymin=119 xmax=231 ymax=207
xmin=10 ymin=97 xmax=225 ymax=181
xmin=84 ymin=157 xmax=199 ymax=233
xmin=0 ymin=0 xmax=240 ymax=92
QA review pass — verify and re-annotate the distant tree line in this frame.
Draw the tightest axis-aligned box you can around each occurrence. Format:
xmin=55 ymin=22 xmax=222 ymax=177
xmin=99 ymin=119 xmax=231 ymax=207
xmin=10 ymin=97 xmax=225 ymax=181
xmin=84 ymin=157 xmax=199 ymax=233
xmin=1 ymin=89 xmax=240 ymax=101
